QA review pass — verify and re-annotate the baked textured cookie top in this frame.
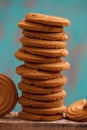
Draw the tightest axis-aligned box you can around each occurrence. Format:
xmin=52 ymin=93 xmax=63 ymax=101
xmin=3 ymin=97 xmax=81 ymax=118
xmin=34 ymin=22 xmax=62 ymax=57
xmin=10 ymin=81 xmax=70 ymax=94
xmin=25 ymin=13 xmax=71 ymax=26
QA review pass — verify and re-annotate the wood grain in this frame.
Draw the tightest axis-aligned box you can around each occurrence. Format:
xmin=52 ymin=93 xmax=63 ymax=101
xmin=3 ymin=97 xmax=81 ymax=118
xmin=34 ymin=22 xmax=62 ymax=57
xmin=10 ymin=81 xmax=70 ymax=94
xmin=0 ymin=112 xmax=87 ymax=130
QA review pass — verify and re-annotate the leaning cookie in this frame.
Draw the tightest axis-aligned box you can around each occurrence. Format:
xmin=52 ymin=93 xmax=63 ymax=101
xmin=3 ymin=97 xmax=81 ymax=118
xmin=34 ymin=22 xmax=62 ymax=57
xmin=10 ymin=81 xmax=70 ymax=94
xmin=25 ymin=59 xmax=70 ymax=72
xmin=0 ymin=74 xmax=18 ymax=117
xmin=22 ymin=90 xmax=66 ymax=101
xmin=18 ymin=19 xmax=64 ymax=33
xmin=15 ymin=49 xmax=60 ymax=63
xmin=25 ymin=13 xmax=70 ymax=26
xmin=16 ymin=65 xmax=61 ymax=80
xmin=20 ymin=37 xmax=67 ymax=49
xmin=22 ymin=105 xmax=66 ymax=115
xmin=23 ymin=30 xmax=68 ymax=41
xmin=22 ymin=46 xmax=68 ymax=58
xmin=66 ymin=99 xmax=87 ymax=122
xmin=18 ymin=111 xmax=63 ymax=121
xmin=18 ymin=82 xmax=63 ymax=94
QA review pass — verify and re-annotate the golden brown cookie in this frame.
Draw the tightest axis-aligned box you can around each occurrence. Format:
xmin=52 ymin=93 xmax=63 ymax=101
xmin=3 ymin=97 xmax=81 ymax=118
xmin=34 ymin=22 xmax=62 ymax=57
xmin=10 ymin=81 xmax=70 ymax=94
xmin=16 ymin=65 xmax=61 ymax=80
xmin=22 ymin=74 xmax=67 ymax=87
xmin=20 ymin=37 xmax=67 ymax=49
xmin=23 ymin=30 xmax=68 ymax=41
xmin=66 ymin=99 xmax=87 ymax=122
xmin=22 ymin=105 xmax=66 ymax=115
xmin=18 ymin=82 xmax=63 ymax=94
xmin=18 ymin=111 xmax=63 ymax=121
xmin=15 ymin=49 xmax=60 ymax=63
xmin=18 ymin=96 xmax=63 ymax=108
xmin=25 ymin=59 xmax=70 ymax=72
xmin=83 ymin=102 xmax=87 ymax=109
xmin=22 ymin=46 xmax=68 ymax=58
xmin=25 ymin=13 xmax=70 ymax=26
xmin=22 ymin=90 xmax=66 ymax=101
xmin=18 ymin=19 xmax=64 ymax=33
xmin=0 ymin=74 xmax=18 ymax=117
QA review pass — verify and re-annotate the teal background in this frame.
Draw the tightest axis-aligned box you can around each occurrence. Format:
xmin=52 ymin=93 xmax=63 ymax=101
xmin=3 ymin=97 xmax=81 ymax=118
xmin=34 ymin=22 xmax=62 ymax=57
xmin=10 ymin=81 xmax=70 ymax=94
xmin=0 ymin=0 xmax=87 ymax=111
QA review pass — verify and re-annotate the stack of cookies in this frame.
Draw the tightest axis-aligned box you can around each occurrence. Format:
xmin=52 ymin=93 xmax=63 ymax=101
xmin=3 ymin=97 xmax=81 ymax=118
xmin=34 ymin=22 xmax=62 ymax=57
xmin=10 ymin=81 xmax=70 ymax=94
xmin=15 ymin=13 xmax=70 ymax=121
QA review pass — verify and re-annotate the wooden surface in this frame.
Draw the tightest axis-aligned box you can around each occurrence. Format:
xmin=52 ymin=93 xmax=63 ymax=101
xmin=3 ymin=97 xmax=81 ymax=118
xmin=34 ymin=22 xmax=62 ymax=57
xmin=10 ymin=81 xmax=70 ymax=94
xmin=0 ymin=112 xmax=87 ymax=130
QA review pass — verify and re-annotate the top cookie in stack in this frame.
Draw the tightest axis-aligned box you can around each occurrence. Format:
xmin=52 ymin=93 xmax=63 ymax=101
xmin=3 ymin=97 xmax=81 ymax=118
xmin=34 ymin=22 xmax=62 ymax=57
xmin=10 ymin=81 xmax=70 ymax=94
xmin=15 ymin=13 xmax=70 ymax=121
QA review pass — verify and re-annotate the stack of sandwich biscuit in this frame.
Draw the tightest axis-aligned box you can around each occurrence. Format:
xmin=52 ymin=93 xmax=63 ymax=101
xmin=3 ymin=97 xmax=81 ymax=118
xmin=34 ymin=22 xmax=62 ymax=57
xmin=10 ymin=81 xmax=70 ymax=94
xmin=15 ymin=13 xmax=70 ymax=121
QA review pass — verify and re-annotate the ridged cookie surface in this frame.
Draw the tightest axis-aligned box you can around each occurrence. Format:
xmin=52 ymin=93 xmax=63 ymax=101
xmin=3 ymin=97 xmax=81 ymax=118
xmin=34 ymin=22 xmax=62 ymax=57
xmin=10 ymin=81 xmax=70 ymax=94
xmin=66 ymin=99 xmax=87 ymax=121
xmin=0 ymin=74 xmax=18 ymax=117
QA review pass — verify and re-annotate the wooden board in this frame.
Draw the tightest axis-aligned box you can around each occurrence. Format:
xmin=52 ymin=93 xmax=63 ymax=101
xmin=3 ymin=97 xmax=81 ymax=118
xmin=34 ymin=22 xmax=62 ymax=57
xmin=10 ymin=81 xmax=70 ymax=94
xmin=0 ymin=112 xmax=87 ymax=130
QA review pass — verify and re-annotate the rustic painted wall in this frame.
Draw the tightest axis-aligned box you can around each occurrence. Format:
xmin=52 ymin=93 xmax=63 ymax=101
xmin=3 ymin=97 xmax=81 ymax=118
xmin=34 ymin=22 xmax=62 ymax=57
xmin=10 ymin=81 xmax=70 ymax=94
xmin=0 ymin=0 xmax=87 ymax=111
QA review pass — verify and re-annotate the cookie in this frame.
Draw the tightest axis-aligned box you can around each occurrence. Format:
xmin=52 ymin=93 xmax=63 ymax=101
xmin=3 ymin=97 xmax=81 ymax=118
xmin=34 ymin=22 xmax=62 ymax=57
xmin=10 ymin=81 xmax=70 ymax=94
xmin=18 ymin=111 xmax=63 ymax=121
xmin=16 ymin=65 xmax=60 ymax=80
xmin=0 ymin=74 xmax=18 ymax=117
xmin=22 ymin=46 xmax=68 ymax=58
xmin=18 ymin=96 xmax=63 ymax=108
xmin=25 ymin=59 xmax=70 ymax=72
xmin=25 ymin=13 xmax=70 ymax=26
xmin=18 ymin=82 xmax=63 ymax=94
xmin=66 ymin=99 xmax=87 ymax=122
xmin=23 ymin=30 xmax=68 ymax=41
xmin=20 ymin=37 xmax=67 ymax=49
xmin=22 ymin=74 xmax=67 ymax=87
xmin=83 ymin=102 xmax=87 ymax=109
xmin=22 ymin=105 xmax=66 ymax=115
xmin=15 ymin=49 xmax=60 ymax=63
xmin=22 ymin=90 xmax=66 ymax=101
xmin=18 ymin=19 xmax=64 ymax=33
